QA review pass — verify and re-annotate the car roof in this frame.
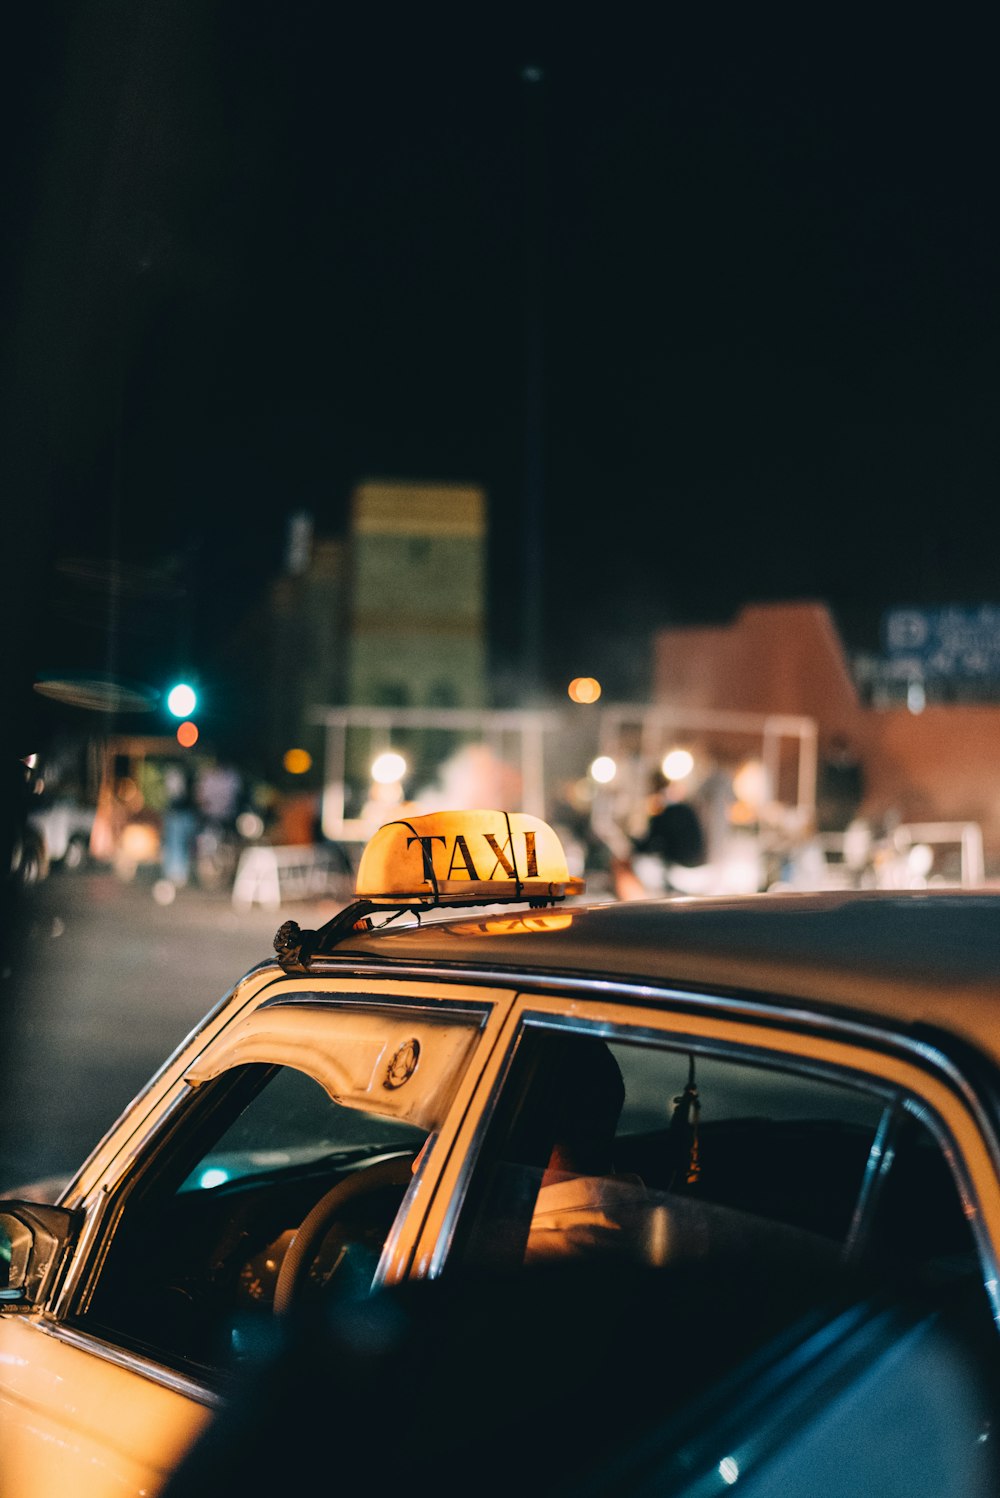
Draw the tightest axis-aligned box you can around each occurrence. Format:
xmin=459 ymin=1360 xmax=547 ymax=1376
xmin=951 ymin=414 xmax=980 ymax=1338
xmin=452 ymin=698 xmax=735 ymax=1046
xmin=317 ymin=888 xmax=1000 ymax=1066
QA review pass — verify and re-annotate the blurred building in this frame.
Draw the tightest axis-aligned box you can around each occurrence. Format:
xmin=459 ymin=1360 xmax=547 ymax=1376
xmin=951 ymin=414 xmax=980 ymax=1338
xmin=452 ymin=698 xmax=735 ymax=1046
xmin=230 ymin=480 xmax=488 ymax=787
xmin=652 ymin=600 xmax=1000 ymax=861
xmin=654 ymin=601 xmax=862 ymax=734
xmin=267 ymin=522 xmax=350 ymax=778
xmin=347 ymin=479 xmax=487 ymax=711
xmin=224 ymin=548 xmax=1000 ymax=877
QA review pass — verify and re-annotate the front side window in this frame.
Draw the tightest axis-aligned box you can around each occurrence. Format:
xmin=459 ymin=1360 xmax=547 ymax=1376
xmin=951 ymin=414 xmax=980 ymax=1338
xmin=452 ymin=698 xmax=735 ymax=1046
xmin=82 ymin=1064 xmax=426 ymax=1377
xmin=77 ymin=1001 xmax=485 ymax=1381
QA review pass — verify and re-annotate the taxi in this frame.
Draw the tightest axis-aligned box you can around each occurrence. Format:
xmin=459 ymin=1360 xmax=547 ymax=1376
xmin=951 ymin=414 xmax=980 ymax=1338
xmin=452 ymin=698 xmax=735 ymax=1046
xmin=3 ymin=808 xmax=1000 ymax=1495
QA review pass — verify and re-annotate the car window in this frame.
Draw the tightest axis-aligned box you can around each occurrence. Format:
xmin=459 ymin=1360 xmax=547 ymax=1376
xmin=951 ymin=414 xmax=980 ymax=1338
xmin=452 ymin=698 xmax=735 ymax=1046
xmin=68 ymin=998 xmax=489 ymax=1382
xmin=453 ymin=1027 xmax=982 ymax=1309
xmin=177 ymin=1064 xmax=423 ymax=1193
xmin=857 ymin=1107 xmax=983 ymax=1290
xmin=80 ymin=1062 xmax=429 ymax=1378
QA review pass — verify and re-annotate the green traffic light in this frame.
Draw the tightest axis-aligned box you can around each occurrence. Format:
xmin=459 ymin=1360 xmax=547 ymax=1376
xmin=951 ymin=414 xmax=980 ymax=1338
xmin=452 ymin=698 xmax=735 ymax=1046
xmin=166 ymin=683 xmax=198 ymax=718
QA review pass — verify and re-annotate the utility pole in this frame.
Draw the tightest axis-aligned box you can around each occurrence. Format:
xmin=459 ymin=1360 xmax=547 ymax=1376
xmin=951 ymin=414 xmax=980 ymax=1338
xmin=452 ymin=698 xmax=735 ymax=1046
xmin=521 ymin=62 xmax=545 ymax=702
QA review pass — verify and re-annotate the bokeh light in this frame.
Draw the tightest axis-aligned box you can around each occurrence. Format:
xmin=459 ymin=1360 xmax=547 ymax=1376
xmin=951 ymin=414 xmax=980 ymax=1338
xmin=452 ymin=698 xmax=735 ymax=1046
xmin=283 ymin=747 xmax=313 ymax=775
xmin=590 ymin=755 xmax=617 ymax=784
xmin=661 ymin=747 xmax=694 ymax=781
xmin=166 ymin=683 xmax=197 ymax=718
xmin=568 ymin=676 xmax=602 ymax=704
xmin=733 ymin=758 xmax=768 ymax=810
xmin=371 ymin=750 xmax=407 ymax=785
xmin=236 ymin=810 xmax=265 ymax=840
xmin=176 ymin=721 xmax=199 ymax=748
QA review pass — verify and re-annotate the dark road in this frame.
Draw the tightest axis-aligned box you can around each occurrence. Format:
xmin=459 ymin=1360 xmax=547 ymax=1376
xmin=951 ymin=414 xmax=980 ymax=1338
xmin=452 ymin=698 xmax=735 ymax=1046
xmin=0 ymin=868 xmax=346 ymax=1194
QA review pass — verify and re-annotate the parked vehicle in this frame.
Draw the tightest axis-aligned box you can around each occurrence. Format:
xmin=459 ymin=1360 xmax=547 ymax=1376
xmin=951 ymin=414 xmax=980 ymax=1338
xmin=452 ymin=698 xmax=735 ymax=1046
xmin=27 ymin=798 xmax=95 ymax=873
xmin=3 ymin=808 xmax=1000 ymax=1495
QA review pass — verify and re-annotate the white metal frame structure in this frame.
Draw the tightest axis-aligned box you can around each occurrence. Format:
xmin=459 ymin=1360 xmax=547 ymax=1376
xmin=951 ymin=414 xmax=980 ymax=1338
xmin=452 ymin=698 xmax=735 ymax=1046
xmin=594 ymin=703 xmax=818 ymax=817
xmin=312 ymin=706 xmax=563 ymax=843
xmin=312 ymin=703 xmax=819 ymax=857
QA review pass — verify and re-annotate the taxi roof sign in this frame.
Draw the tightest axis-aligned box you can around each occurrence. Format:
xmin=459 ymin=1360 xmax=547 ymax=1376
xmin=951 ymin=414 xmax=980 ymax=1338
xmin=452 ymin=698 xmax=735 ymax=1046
xmin=355 ymin=809 xmax=585 ymax=907
xmin=274 ymin=809 xmax=585 ymax=972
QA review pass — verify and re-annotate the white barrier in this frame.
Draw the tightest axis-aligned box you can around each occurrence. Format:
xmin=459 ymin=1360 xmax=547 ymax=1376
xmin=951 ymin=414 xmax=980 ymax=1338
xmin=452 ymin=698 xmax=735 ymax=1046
xmin=812 ymin=820 xmax=985 ymax=891
xmin=888 ymin=821 xmax=985 ymax=888
xmin=232 ymin=843 xmax=353 ymax=911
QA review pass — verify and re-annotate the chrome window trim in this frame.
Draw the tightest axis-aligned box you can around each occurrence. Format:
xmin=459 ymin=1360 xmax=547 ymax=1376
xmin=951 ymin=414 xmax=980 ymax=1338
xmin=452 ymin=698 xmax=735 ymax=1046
xmin=842 ymin=1100 xmax=903 ymax=1263
xmin=258 ymin=987 xmax=496 ymax=1024
xmin=25 ymin=1317 xmax=225 ymax=1409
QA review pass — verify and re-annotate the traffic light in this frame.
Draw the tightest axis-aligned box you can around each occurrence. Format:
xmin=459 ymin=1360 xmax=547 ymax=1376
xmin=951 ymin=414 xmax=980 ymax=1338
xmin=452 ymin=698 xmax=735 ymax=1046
xmin=166 ymin=682 xmax=198 ymax=718
xmin=164 ymin=681 xmax=200 ymax=747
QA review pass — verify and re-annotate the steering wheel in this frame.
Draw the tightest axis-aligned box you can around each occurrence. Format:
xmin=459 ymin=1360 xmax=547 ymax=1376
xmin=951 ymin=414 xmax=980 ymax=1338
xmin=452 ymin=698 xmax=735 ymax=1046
xmin=273 ymin=1153 xmax=416 ymax=1314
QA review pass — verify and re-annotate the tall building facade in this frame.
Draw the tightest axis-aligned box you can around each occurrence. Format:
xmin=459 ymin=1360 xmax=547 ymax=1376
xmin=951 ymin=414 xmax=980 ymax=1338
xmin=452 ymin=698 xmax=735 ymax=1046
xmin=347 ymin=479 xmax=488 ymax=709
xmin=232 ymin=481 xmax=489 ymax=788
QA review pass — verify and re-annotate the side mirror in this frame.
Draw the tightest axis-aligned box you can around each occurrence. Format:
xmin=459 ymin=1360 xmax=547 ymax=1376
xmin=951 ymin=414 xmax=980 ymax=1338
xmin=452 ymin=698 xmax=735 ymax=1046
xmin=0 ymin=1201 xmax=78 ymax=1309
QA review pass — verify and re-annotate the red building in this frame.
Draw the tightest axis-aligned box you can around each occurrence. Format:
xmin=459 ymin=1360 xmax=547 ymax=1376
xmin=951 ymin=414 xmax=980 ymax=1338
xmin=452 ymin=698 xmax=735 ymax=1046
xmin=653 ymin=601 xmax=1000 ymax=870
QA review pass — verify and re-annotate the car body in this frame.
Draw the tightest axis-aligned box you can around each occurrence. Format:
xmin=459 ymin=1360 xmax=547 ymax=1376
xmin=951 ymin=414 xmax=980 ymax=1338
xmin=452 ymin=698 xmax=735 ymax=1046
xmin=26 ymin=797 xmax=95 ymax=872
xmin=3 ymin=808 xmax=1000 ymax=1495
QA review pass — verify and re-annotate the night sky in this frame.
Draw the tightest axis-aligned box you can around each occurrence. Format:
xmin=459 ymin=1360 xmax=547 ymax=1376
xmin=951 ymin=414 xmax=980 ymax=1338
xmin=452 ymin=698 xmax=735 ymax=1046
xmin=5 ymin=3 xmax=1000 ymax=748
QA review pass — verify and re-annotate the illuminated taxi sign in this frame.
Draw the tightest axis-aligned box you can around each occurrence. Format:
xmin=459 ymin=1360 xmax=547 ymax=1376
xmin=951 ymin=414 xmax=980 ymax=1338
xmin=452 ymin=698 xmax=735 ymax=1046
xmin=355 ymin=809 xmax=585 ymax=907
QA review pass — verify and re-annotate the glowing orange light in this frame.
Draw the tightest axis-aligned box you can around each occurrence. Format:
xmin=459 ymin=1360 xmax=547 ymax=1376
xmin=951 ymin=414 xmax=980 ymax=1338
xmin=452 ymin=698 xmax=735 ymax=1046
xmin=283 ymin=747 xmax=313 ymax=775
xmin=176 ymin=721 xmax=199 ymax=748
xmin=568 ymin=676 xmax=602 ymax=704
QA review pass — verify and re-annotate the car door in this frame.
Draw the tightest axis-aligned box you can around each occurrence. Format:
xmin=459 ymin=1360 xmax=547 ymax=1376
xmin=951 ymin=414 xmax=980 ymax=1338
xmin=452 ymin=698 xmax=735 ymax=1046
xmin=591 ymin=1288 xmax=1000 ymax=1497
xmin=0 ymin=975 xmax=513 ymax=1498
xmin=148 ymin=982 xmax=1000 ymax=1498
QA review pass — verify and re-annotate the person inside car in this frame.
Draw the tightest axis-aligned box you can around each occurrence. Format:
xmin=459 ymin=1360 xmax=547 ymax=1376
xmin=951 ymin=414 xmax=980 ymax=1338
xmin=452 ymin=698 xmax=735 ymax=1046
xmin=524 ymin=1034 xmax=648 ymax=1263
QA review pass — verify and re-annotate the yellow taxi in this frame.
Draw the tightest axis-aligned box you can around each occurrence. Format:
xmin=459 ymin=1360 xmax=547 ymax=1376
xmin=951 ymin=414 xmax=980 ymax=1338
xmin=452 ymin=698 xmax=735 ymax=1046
xmin=3 ymin=807 xmax=1000 ymax=1495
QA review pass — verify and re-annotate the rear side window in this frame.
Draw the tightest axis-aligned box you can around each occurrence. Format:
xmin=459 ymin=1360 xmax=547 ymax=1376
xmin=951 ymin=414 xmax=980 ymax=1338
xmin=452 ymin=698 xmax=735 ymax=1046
xmin=614 ymin=1047 xmax=881 ymax=1242
xmin=454 ymin=1028 xmax=980 ymax=1304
